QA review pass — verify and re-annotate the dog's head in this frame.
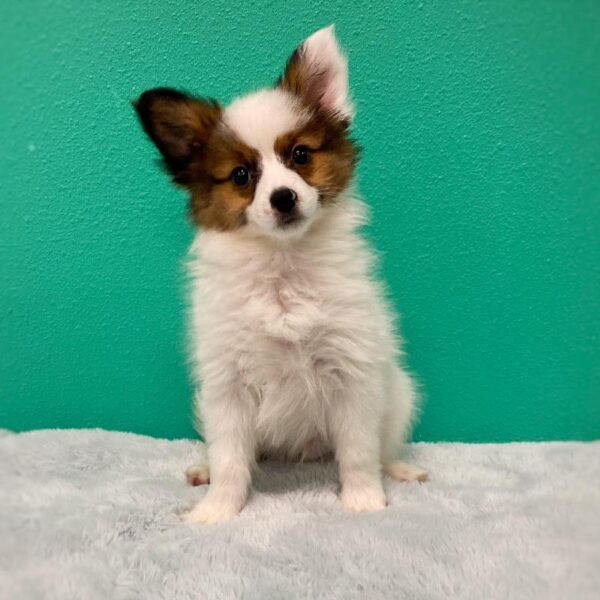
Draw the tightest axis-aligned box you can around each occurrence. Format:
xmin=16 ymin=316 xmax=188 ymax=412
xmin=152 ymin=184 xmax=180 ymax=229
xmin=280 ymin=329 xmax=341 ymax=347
xmin=134 ymin=26 xmax=358 ymax=240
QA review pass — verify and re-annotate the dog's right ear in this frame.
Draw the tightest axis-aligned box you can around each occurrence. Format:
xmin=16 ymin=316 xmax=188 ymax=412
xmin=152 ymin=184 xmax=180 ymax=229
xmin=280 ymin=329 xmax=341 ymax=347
xmin=133 ymin=88 xmax=221 ymax=183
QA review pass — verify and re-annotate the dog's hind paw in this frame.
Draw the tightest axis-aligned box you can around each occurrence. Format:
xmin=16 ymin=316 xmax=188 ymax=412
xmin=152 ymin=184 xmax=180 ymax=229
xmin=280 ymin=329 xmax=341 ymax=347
xmin=185 ymin=464 xmax=210 ymax=486
xmin=383 ymin=461 xmax=428 ymax=483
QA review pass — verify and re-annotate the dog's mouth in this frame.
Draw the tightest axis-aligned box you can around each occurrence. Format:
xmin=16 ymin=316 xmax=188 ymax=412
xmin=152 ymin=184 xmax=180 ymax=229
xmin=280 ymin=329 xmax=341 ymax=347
xmin=276 ymin=211 xmax=304 ymax=229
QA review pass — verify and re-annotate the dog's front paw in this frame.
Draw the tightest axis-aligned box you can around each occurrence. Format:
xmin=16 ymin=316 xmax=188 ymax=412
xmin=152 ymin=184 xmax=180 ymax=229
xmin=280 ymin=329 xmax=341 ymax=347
xmin=181 ymin=497 xmax=241 ymax=524
xmin=341 ymin=485 xmax=387 ymax=513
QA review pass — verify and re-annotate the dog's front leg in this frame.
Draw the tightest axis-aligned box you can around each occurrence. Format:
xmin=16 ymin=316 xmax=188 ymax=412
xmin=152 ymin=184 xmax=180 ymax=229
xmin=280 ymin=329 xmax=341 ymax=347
xmin=331 ymin=382 xmax=386 ymax=513
xmin=183 ymin=383 xmax=255 ymax=524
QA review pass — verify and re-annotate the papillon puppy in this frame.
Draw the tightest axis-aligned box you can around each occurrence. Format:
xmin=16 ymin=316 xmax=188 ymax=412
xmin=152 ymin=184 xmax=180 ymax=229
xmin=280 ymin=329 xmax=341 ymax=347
xmin=134 ymin=25 xmax=427 ymax=524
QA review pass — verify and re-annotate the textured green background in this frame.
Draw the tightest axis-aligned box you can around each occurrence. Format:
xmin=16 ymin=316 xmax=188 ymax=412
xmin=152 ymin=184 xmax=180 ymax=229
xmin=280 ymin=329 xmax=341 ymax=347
xmin=1 ymin=1 xmax=599 ymax=441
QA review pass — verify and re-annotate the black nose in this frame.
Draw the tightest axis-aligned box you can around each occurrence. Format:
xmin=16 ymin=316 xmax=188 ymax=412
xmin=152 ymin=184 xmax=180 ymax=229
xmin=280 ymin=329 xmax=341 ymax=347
xmin=270 ymin=187 xmax=297 ymax=214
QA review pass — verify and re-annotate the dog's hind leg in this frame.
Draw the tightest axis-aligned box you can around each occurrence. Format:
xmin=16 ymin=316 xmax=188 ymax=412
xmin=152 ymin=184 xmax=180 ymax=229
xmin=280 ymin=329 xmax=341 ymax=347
xmin=381 ymin=365 xmax=428 ymax=483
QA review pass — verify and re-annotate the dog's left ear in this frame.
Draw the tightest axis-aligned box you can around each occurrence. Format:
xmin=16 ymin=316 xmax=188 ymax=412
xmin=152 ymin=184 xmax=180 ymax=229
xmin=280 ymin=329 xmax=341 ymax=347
xmin=279 ymin=25 xmax=353 ymax=121
xmin=133 ymin=88 xmax=221 ymax=184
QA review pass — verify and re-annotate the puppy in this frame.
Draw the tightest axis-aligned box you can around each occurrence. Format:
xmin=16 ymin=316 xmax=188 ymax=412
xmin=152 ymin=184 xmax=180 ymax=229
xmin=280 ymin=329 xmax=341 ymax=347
xmin=134 ymin=25 xmax=426 ymax=524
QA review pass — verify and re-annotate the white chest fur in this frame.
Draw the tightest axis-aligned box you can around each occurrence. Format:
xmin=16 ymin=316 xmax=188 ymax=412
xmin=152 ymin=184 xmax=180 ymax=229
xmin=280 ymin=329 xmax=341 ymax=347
xmin=187 ymin=200 xmax=397 ymax=456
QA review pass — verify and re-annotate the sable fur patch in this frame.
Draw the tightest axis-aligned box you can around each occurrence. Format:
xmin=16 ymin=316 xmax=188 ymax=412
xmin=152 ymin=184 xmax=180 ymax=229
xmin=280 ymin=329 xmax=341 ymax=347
xmin=188 ymin=128 xmax=260 ymax=230
xmin=135 ymin=88 xmax=260 ymax=231
xmin=275 ymin=113 xmax=358 ymax=203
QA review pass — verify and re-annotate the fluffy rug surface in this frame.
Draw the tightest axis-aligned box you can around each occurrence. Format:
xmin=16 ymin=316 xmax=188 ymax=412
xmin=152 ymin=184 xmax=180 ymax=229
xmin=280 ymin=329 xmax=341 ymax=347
xmin=0 ymin=429 xmax=598 ymax=599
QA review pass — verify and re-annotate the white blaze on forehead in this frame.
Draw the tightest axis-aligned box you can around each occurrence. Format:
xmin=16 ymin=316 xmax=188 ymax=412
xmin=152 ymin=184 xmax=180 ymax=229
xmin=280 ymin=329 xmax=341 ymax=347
xmin=223 ymin=89 xmax=307 ymax=155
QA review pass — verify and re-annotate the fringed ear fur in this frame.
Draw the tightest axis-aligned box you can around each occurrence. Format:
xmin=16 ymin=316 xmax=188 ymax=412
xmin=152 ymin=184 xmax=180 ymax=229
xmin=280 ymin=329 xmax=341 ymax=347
xmin=133 ymin=88 xmax=221 ymax=183
xmin=279 ymin=25 xmax=353 ymax=122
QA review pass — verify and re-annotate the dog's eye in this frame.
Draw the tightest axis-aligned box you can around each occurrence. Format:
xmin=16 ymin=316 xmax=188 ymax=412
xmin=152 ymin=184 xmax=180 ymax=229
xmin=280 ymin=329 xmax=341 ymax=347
xmin=231 ymin=166 xmax=250 ymax=186
xmin=292 ymin=145 xmax=310 ymax=165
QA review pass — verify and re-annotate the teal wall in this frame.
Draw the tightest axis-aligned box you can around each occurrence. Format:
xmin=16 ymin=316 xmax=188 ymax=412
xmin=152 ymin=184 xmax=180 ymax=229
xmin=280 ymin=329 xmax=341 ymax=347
xmin=1 ymin=1 xmax=599 ymax=442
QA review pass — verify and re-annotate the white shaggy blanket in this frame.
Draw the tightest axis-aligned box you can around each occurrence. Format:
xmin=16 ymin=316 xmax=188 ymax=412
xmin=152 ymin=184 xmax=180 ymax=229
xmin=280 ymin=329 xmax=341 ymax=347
xmin=0 ymin=429 xmax=598 ymax=599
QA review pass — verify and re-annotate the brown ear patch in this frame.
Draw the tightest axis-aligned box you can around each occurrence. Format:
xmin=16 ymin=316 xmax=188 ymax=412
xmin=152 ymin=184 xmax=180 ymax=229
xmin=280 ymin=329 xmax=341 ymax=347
xmin=275 ymin=113 xmax=358 ymax=203
xmin=278 ymin=47 xmax=308 ymax=99
xmin=278 ymin=45 xmax=335 ymax=116
xmin=278 ymin=45 xmax=332 ymax=115
xmin=133 ymin=88 xmax=222 ymax=184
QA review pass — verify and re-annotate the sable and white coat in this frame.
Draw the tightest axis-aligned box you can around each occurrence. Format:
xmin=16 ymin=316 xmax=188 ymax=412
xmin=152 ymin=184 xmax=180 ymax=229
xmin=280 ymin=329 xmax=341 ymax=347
xmin=134 ymin=26 xmax=426 ymax=524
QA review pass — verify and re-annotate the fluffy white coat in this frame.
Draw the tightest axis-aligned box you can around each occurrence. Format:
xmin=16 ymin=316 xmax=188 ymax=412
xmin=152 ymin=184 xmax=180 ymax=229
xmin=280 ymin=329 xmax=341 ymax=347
xmin=185 ymin=196 xmax=424 ymax=523
xmin=181 ymin=26 xmax=426 ymax=523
